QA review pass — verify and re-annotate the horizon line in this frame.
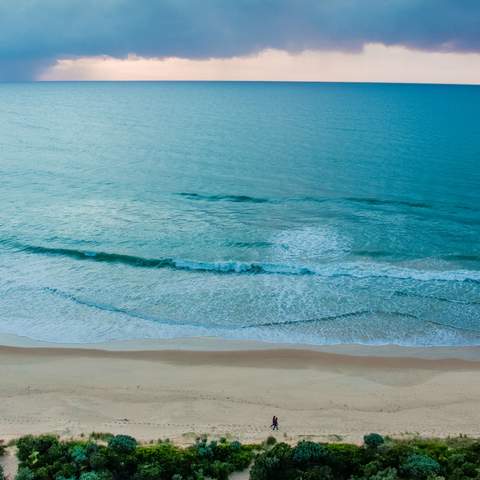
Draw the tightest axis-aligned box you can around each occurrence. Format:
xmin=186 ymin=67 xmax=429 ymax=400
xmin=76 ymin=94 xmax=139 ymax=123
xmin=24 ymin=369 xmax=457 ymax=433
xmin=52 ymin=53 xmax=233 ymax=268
xmin=1 ymin=80 xmax=479 ymax=87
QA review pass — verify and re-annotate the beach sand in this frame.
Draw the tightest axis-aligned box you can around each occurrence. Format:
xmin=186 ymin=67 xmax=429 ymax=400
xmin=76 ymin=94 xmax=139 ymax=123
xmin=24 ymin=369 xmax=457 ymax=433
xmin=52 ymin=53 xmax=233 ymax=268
xmin=1 ymin=335 xmax=480 ymax=445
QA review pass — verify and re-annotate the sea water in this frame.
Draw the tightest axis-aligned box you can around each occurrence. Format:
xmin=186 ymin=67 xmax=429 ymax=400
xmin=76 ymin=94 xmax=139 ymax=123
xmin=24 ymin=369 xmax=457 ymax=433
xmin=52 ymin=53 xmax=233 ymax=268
xmin=0 ymin=81 xmax=479 ymax=345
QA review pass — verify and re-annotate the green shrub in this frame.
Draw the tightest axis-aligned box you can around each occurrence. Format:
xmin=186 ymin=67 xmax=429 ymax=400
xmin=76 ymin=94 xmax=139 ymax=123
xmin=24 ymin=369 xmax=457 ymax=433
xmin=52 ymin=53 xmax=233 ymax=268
xmin=401 ymin=453 xmax=441 ymax=479
xmin=12 ymin=432 xmax=480 ymax=480
xmin=292 ymin=441 xmax=330 ymax=465
xmin=209 ymin=460 xmax=232 ymax=480
xmin=265 ymin=436 xmax=277 ymax=447
xmin=79 ymin=473 xmax=101 ymax=480
xmin=302 ymin=465 xmax=334 ymax=479
xmin=0 ymin=440 xmax=5 ymax=457
xmin=71 ymin=444 xmax=88 ymax=465
xmin=357 ymin=460 xmax=384 ymax=478
xmin=364 ymin=433 xmax=385 ymax=449
xmin=325 ymin=443 xmax=365 ymax=478
xmin=12 ymin=433 xmax=253 ymax=480
xmin=15 ymin=467 xmax=34 ymax=480
xmin=107 ymin=435 xmax=137 ymax=454
xmin=0 ymin=465 xmax=4 ymax=480
xmin=54 ymin=463 xmax=77 ymax=479
xmin=137 ymin=443 xmax=187 ymax=479
xmin=370 ymin=467 xmax=398 ymax=480
xmin=230 ymin=440 xmax=241 ymax=450
xmin=348 ymin=464 xmax=399 ymax=480
xmin=16 ymin=433 xmax=68 ymax=474
xmin=89 ymin=447 xmax=109 ymax=471
xmin=378 ymin=440 xmax=416 ymax=469
xmin=133 ymin=462 xmax=164 ymax=480
xmin=249 ymin=442 xmax=293 ymax=480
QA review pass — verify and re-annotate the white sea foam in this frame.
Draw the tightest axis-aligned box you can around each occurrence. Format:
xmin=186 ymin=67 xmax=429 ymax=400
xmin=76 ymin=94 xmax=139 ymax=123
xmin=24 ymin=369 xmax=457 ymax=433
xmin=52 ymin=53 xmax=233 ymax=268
xmin=271 ymin=226 xmax=350 ymax=262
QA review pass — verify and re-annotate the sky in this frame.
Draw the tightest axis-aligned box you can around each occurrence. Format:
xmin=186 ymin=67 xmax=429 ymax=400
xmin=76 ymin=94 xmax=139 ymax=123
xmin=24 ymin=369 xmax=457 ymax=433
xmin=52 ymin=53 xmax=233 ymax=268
xmin=1 ymin=0 xmax=480 ymax=83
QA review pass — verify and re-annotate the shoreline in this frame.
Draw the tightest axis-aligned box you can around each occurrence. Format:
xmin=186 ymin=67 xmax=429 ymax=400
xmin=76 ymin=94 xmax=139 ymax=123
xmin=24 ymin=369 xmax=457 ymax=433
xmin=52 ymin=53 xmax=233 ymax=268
xmin=2 ymin=331 xmax=480 ymax=443
xmin=2 ymin=332 xmax=480 ymax=360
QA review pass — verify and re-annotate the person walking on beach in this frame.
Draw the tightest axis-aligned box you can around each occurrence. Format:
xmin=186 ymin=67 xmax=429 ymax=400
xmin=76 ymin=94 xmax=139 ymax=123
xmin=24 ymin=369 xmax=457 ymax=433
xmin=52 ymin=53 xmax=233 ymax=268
xmin=271 ymin=415 xmax=279 ymax=430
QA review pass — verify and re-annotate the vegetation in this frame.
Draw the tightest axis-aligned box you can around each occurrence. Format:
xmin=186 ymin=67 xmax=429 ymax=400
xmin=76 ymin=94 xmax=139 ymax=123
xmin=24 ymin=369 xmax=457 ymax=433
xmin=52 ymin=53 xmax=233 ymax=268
xmin=14 ymin=434 xmax=255 ymax=480
xmin=250 ymin=434 xmax=480 ymax=480
xmin=7 ymin=433 xmax=480 ymax=480
xmin=88 ymin=434 xmax=114 ymax=443
xmin=364 ymin=433 xmax=385 ymax=450
xmin=0 ymin=439 xmax=5 ymax=480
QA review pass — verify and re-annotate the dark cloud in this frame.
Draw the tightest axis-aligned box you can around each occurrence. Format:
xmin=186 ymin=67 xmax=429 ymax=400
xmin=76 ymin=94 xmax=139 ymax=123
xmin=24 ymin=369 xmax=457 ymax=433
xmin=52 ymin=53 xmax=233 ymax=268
xmin=0 ymin=0 xmax=479 ymax=80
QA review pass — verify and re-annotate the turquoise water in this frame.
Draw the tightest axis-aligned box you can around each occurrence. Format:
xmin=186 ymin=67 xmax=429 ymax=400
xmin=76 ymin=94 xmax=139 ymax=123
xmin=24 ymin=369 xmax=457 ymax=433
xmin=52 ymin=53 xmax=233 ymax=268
xmin=0 ymin=82 xmax=479 ymax=345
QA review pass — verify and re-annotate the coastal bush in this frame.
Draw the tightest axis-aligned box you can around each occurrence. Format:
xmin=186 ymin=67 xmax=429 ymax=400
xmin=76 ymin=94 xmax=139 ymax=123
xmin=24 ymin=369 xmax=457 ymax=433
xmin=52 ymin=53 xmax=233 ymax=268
xmin=13 ymin=433 xmax=480 ymax=480
xmin=0 ymin=440 xmax=4 ymax=480
xmin=369 ymin=467 xmax=399 ymax=480
xmin=250 ymin=436 xmax=480 ymax=480
xmin=265 ymin=436 xmax=277 ymax=447
xmin=15 ymin=468 xmax=34 ymax=480
xmin=250 ymin=442 xmax=294 ymax=480
xmin=135 ymin=443 xmax=189 ymax=479
xmin=292 ymin=440 xmax=330 ymax=465
xmin=250 ymin=440 xmax=367 ymax=480
xmin=14 ymin=434 xmax=253 ymax=480
xmin=107 ymin=435 xmax=137 ymax=455
xmin=330 ymin=442 xmax=367 ymax=472
xmin=364 ymin=433 xmax=385 ymax=449
xmin=189 ymin=438 xmax=255 ymax=479
xmin=79 ymin=473 xmax=101 ymax=480
xmin=400 ymin=454 xmax=441 ymax=479
xmin=133 ymin=462 xmax=164 ymax=480
xmin=71 ymin=445 xmax=88 ymax=465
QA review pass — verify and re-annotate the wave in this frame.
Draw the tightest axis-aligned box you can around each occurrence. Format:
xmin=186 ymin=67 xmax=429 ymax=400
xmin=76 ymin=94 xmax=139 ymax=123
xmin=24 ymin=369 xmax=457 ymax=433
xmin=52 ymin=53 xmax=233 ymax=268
xmin=40 ymin=289 xmax=412 ymax=331
xmin=43 ymin=289 xmax=434 ymax=339
xmin=19 ymin=243 xmax=316 ymax=275
xmin=394 ymin=290 xmax=480 ymax=306
xmin=225 ymin=240 xmax=278 ymax=248
xmin=343 ymin=197 xmax=431 ymax=209
xmin=44 ymin=287 xmax=156 ymax=322
xmin=426 ymin=319 xmax=480 ymax=334
xmin=177 ymin=193 xmax=480 ymax=232
xmin=249 ymin=309 xmax=419 ymax=329
xmin=248 ymin=310 xmax=371 ymax=328
xmin=178 ymin=191 xmax=432 ymax=209
xmin=11 ymin=242 xmax=480 ymax=283
xmin=45 ymin=287 xmax=216 ymax=330
xmin=353 ymin=251 xmax=480 ymax=264
xmin=441 ymin=254 xmax=480 ymax=262
xmin=351 ymin=250 xmax=394 ymax=259
xmin=177 ymin=192 xmax=271 ymax=203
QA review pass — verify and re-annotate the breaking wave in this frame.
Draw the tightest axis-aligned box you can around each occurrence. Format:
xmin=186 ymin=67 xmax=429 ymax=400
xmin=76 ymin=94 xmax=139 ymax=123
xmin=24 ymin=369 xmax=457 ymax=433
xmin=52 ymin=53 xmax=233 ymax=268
xmin=11 ymin=242 xmax=480 ymax=283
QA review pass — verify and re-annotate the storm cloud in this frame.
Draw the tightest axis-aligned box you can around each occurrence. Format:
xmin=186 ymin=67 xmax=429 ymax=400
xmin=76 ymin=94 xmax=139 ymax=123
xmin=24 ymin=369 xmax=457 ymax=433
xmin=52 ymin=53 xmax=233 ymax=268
xmin=0 ymin=0 xmax=479 ymax=80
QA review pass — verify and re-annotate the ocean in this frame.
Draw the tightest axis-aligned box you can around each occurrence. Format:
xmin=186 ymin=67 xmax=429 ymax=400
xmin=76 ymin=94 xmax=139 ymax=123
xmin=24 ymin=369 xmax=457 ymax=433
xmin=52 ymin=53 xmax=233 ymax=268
xmin=0 ymin=81 xmax=479 ymax=346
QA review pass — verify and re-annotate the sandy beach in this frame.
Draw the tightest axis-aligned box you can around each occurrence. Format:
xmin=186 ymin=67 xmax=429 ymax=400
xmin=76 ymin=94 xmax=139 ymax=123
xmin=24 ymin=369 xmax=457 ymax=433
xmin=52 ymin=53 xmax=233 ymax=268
xmin=1 ymin=335 xmax=480 ymax=444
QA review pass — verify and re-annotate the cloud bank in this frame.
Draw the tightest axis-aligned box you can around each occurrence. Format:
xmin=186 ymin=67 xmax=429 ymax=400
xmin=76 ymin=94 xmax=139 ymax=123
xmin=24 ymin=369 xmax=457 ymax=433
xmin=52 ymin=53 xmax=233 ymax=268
xmin=1 ymin=0 xmax=479 ymax=80
xmin=40 ymin=45 xmax=480 ymax=84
